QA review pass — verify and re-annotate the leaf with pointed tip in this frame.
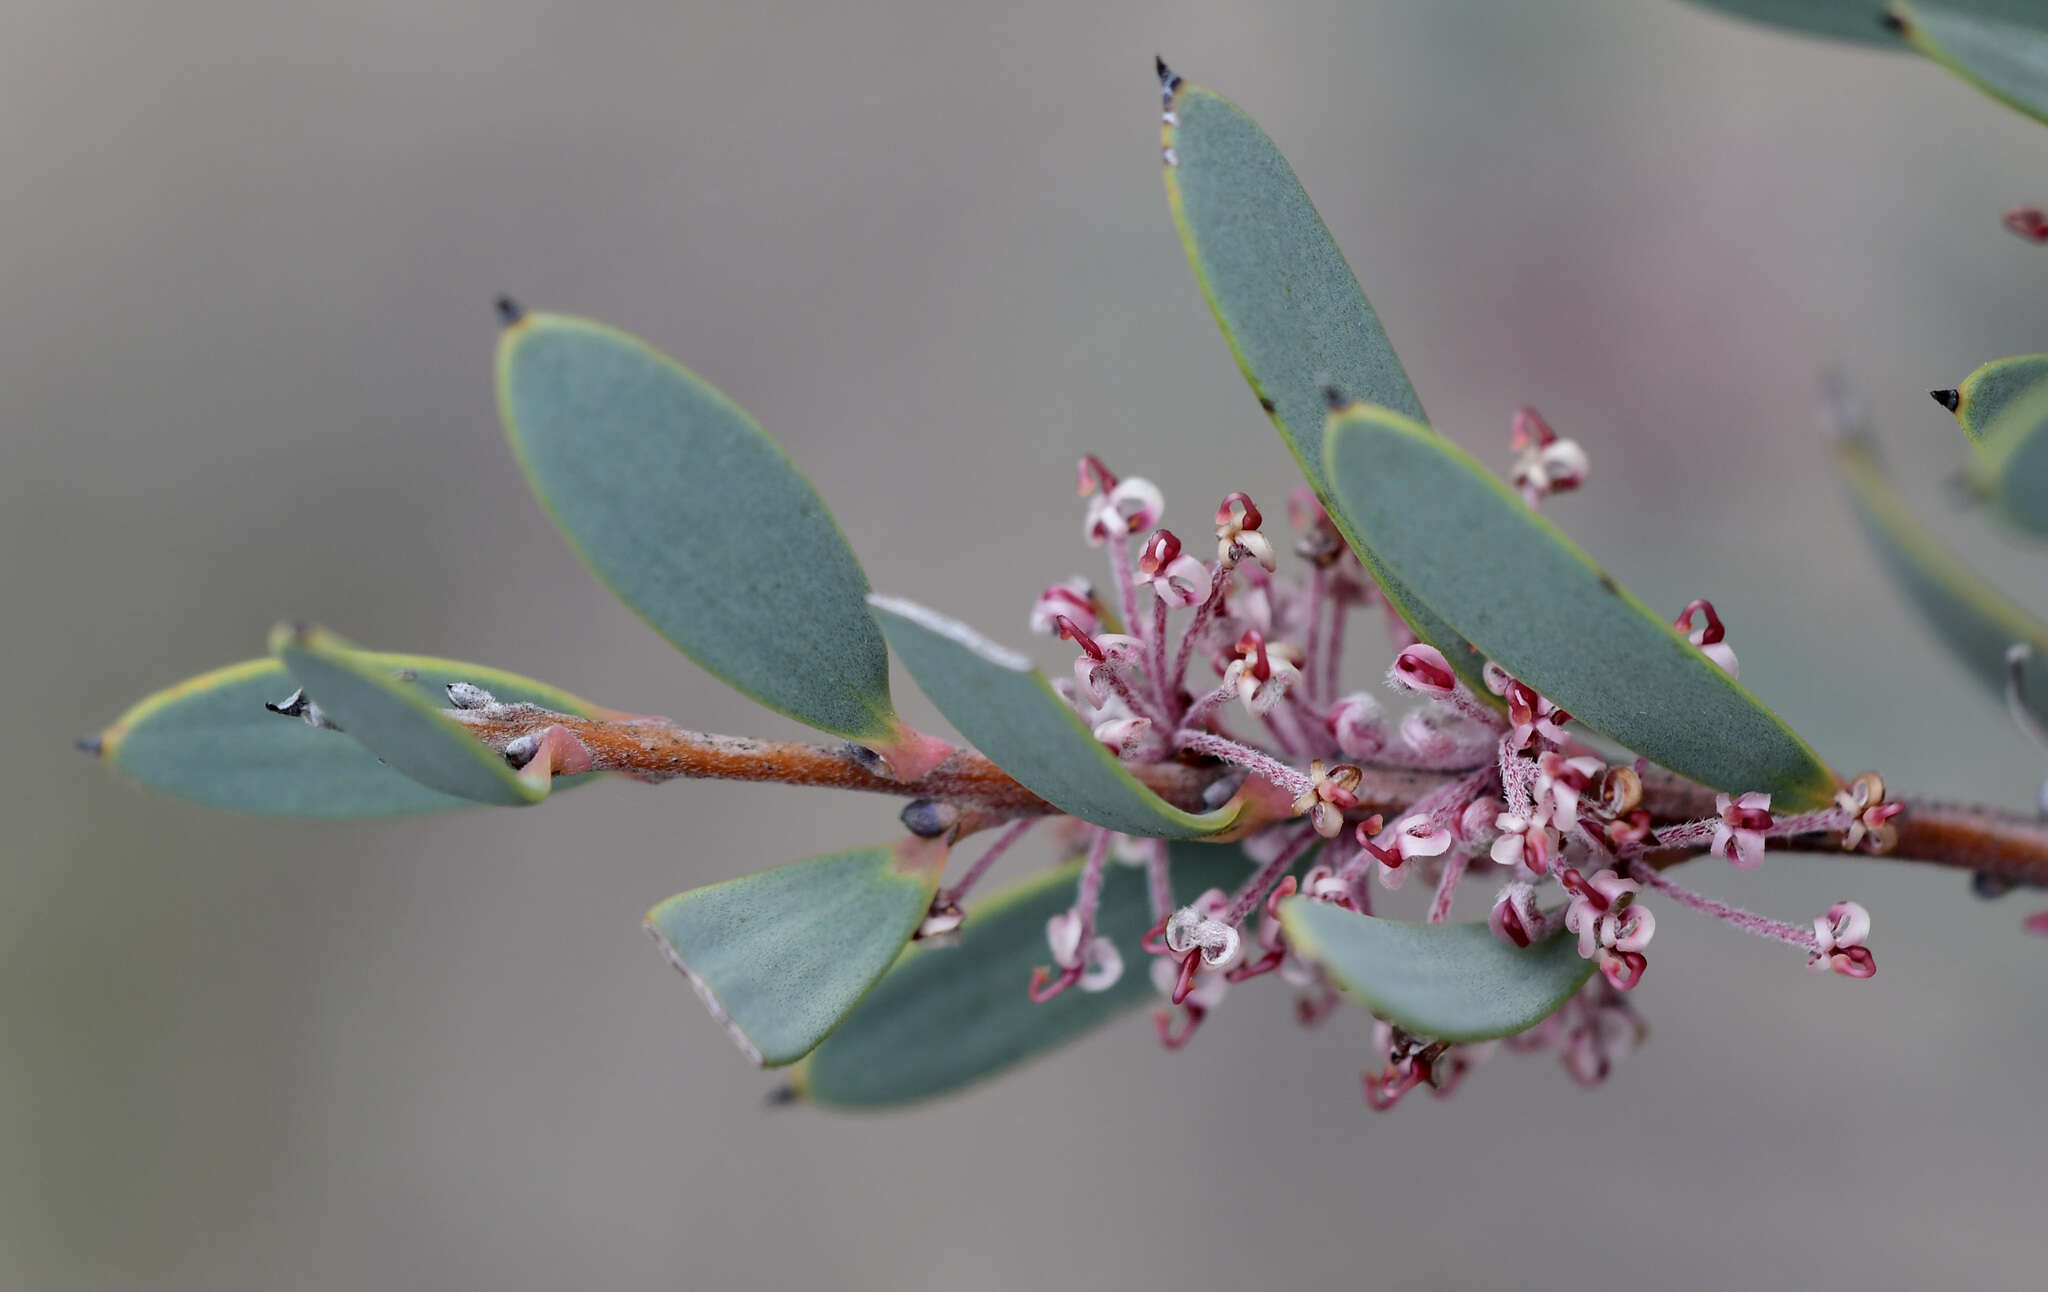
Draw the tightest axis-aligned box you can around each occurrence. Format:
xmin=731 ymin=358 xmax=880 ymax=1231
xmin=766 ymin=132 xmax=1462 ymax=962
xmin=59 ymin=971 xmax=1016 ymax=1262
xmin=796 ymin=841 xmax=1277 ymax=1107
xmin=645 ymin=838 xmax=949 ymax=1067
xmin=1893 ymin=2 xmax=2048 ymax=126
xmin=272 ymin=625 xmax=552 ymax=806
xmin=496 ymin=312 xmax=941 ymax=774
xmin=1942 ymin=354 xmax=2048 ymax=447
xmin=1323 ymin=401 xmax=1838 ymax=811
xmin=1678 ymin=0 xmax=2040 ymax=45
xmin=1278 ymin=899 xmax=1594 ymax=1043
xmin=1837 ymin=432 xmax=2048 ymax=725
xmin=1159 ymin=72 xmax=1493 ymax=698
xmin=89 ymin=654 xmax=599 ymax=817
xmin=869 ymin=596 xmax=1238 ymax=838
xmin=1964 ymin=381 xmax=2048 ymax=536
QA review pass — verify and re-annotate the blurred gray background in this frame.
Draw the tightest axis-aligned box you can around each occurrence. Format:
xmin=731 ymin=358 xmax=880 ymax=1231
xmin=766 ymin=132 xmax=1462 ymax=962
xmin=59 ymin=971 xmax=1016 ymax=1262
xmin=8 ymin=0 xmax=2048 ymax=1287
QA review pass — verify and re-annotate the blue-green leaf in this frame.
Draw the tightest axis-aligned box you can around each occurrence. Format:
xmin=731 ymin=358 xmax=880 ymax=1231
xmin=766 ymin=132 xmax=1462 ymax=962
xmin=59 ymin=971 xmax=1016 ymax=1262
xmin=1837 ymin=430 xmax=2048 ymax=725
xmin=1964 ymin=381 xmax=2048 ymax=537
xmin=497 ymin=312 xmax=944 ymax=775
xmin=1678 ymin=0 xmax=2041 ymax=46
xmin=797 ymin=841 xmax=1272 ymax=1107
xmin=1278 ymin=899 xmax=1594 ymax=1043
xmin=272 ymin=625 xmax=549 ymax=806
xmin=869 ymin=596 xmax=1239 ymax=839
xmin=645 ymin=838 xmax=949 ymax=1067
xmin=1893 ymin=3 xmax=2048 ymax=126
xmin=1323 ymin=400 xmax=1839 ymax=811
xmin=89 ymin=654 xmax=599 ymax=818
xmin=1940 ymin=354 xmax=2048 ymax=447
xmin=1160 ymin=72 xmax=1493 ymax=697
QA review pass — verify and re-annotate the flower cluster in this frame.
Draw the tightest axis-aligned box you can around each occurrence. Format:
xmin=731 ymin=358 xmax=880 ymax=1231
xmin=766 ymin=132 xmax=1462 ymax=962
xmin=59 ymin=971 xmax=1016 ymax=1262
xmin=992 ymin=420 xmax=1882 ymax=1112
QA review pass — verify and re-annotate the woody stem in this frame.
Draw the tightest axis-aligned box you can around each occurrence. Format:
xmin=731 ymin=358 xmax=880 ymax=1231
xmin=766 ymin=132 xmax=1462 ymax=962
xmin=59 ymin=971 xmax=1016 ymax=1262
xmin=451 ymin=709 xmax=2048 ymax=885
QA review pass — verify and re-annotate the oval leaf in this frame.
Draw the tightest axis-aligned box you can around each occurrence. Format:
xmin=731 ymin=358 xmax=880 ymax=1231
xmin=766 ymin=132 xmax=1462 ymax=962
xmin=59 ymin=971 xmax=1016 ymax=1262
xmin=796 ymin=841 xmax=1270 ymax=1107
xmin=1944 ymin=353 xmax=2048 ymax=446
xmin=1678 ymin=0 xmax=2041 ymax=45
xmin=90 ymin=655 xmax=598 ymax=818
xmin=1964 ymin=381 xmax=2048 ymax=537
xmin=496 ymin=312 xmax=909 ymax=754
xmin=1323 ymin=401 xmax=1838 ymax=811
xmin=645 ymin=838 xmax=948 ymax=1068
xmin=1893 ymin=2 xmax=2048 ymax=127
xmin=868 ymin=596 xmax=1238 ymax=839
xmin=273 ymin=625 xmax=549 ymax=806
xmin=1278 ymin=898 xmax=1594 ymax=1043
xmin=1837 ymin=431 xmax=2048 ymax=725
xmin=1160 ymin=71 xmax=1493 ymax=697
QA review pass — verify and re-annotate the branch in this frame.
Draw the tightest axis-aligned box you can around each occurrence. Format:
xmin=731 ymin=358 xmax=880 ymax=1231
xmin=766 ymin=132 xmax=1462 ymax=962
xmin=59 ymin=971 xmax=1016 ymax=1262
xmin=453 ymin=708 xmax=2048 ymax=884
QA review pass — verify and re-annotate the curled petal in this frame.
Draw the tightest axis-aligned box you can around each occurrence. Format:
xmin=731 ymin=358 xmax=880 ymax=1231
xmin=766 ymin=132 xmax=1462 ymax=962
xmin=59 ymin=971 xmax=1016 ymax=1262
xmin=1078 ymin=937 xmax=1125 ymax=992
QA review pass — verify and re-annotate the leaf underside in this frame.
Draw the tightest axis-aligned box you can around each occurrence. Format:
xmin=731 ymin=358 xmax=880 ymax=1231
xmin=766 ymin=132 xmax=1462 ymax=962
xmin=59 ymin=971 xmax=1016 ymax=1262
xmin=1162 ymin=80 xmax=1494 ymax=697
xmin=645 ymin=839 xmax=946 ymax=1068
xmin=869 ymin=595 xmax=1238 ymax=839
xmin=1278 ymin=898 xmax=1595 ymax=1043
xmin=1966 ymin=382 xmax=2048 ymax=538
xmin=797 ymin=841 xmax=1280 ymax=1107
xmin=1679 ymin=0 xmax=2041 ymax=45
xmin=497 ymin=313 xmax=899 ymax=745
xmin=1952 ymin=354 xmax=2048 ymax=447
xmin=1323 ymin=402 xmax=1838 ymax=811
xmin=96 ymin=655 xmax=598 ymax=818
xmin=1836 ymin=433 xmax=2048 ymax=726
xmin=1896 ymin=2 xmax=2048 ymax=127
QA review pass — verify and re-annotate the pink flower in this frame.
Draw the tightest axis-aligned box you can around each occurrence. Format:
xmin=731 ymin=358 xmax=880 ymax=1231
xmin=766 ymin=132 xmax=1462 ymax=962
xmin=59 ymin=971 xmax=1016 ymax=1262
xmin=1808 ymin=900 xmax=1875 ymax=978
xmin=1674 ymin=599 xmax=1738 ymax=678
xmin=1028 ymin=576 xmax=1098 ymax=637
xmin=2005 ymin=205 xmax=2048 ymax=244
xmin=1079 ymin=459 xmax=1164 ymax=545
xmin=1535 ymin=750 xmax=1606 ymax=820
xmin=1834 ymin=772 xmax=1901 ymax=854
xmin=1391 ymin=643 xmax=1458 ymax=697
xmin=1509 ymin=407 xmax=1588 ymax=506
xmin=1222 ymin=629 xmax=1303 ymax=715
xmin=1214 ymin=491 xmax=1276 ymax=571
xmin=1361 ymin=812 xmax=1452 ymax=890
xmin=1490 ymin=882 xmax=1542 ymax=948
xmin=1711 ymin=791 xmax=1772 ymax=869
xmin=1490 ymin=809 xmax=1558 ymax=875
xmin=1033 ymin=907 xmax=1125 ymax=999
xmin=1059 ymin=616 xmax=1143 ymax=706
xmin=1501 ymin=676 xmax=1570 ymax=749
xmin=1135 ymin=529 xmax=1210 ymax=607
xmin=1561 ymin=867 xmax=1654 ymax=990
xmin=1091 ymin=714 xmax=1153 ymax=758
xmin=1292 ymin=759 xmax=1364 ymax=838
xmin=1327 ymin=691 xmax=1388 ymax=759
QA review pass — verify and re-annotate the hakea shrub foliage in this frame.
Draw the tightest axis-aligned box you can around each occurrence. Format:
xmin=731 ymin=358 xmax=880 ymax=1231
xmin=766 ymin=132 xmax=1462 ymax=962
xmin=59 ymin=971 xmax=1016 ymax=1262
xmin=80 ymin=26 xmax=2048 ymax=1113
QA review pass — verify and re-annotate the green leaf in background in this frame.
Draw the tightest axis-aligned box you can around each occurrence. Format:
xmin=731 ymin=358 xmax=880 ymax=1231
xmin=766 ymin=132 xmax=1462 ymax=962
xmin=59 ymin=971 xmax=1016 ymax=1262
xmin=1964 ymin=382 xmax=2048 ymax=537
xmin=1938 ymin=354 xmax=2048 ymax=447
xmin=796 ymin=841 xmax=1271 ymax=1107
xmin=88 ymin=654 xmax=599 ymax=818
xmin=1678 ymin=0 xmax=2041 ymax=46
xmin=1160 ymin=70 xmax=1493 ymax=698
xmin=1277 ymin=899 xmax=1594 ymax=1043
xmin=273 ymin=625 xmax=551 ymax=806
xmin=1891 ymin=2 xmax=2048 ymax=127
xmin=1323 ymin=401 xmax=1839 ymax=812
xmin=496 ymin=311 xmax=947 ymax=778
xmin=644 ymin=838 xmax=949 ymax=1067
xmin=869 ymin=596 xmax=1239 ymax=839
xmin=1836 ymin=431 xmax=2048 ymax=726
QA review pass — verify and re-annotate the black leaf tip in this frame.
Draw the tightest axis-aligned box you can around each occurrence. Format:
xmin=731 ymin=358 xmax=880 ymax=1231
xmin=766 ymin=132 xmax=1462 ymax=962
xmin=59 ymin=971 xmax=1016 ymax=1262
xmin=494 ymin=295 xmax=524 ymax=327
xmin=1931 ymin=388 xmax=1960 ymax=412
xmin=75 ymin=734 xmax=103 ymax=757
xmin=1880 ymin=8 xmax=1907 ymax=34
xmin=766 ymin=1084 xmax=801 ymax=1106
xmin=1321 ymin=382 xmax=1348 ymax=410
xmin=1156 ymin=54 xmax=1181 ymax=93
